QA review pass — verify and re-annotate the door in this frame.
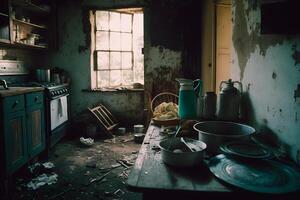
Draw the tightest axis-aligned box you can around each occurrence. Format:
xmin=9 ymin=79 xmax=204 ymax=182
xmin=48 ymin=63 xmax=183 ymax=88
xmin=215 ymin=1 xmax=232 ymax=93
xmin=27 ymin=104 xmax=45 ymax=159
xmin=4 ymin=111 xmax=27 ymax=174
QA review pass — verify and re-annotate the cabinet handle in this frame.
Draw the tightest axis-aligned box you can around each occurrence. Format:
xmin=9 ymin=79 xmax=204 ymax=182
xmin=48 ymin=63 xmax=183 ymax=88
xmin=14 ymin=100 xmax=19 ymax=106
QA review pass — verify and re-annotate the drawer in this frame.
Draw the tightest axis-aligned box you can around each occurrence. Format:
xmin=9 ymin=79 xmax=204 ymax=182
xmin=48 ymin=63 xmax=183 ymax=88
xmin=26 ymin=92 xmax=44 ymax=106
xmin=3 ymin=95 xmax=25 ymax=113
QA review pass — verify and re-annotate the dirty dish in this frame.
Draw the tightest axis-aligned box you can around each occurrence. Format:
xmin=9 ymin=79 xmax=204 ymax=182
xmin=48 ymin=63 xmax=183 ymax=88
xmin=219 ymin=141 xmax=271 ymax=159
xmin=209 ymin=154 xmax=300 ymax=194
xmin=159 ymin=137 xmax=207 ymax=167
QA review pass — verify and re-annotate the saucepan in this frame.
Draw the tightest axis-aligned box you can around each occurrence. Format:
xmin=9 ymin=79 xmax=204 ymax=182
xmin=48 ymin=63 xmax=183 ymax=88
xmin=193 ymin=121 xmax=256 ymax=154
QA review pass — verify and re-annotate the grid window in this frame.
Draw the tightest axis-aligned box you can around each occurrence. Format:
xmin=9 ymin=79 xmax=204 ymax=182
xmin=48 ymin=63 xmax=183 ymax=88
xmin=93 ymin=10 xmax=143 ymax=88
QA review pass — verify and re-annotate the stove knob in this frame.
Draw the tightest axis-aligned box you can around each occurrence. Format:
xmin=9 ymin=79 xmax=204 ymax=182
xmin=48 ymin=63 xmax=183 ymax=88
xmin=51 ymin=91 xmax=55 ymax=96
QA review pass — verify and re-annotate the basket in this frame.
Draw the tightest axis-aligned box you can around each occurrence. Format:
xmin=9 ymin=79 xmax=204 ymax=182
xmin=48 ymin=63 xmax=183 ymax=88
xmin=152 ymin=118 xmax=180 ymax=126
xmin=151 ymin=92 xmax=179 ymax=126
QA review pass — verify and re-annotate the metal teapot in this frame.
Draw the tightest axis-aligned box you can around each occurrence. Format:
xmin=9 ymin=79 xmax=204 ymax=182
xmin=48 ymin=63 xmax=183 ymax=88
xmin=217 ymin=79 xmax=242 ymax=121
xmin=176 ymin=78 xmax=202 ymax=119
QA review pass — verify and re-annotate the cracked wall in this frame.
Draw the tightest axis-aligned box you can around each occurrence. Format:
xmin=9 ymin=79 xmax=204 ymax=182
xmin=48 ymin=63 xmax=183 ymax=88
xmin=232 ymin=0 xmax=300 ymax=164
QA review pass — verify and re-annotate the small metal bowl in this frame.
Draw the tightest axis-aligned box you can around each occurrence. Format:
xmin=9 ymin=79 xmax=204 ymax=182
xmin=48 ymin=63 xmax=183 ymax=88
xmin=134 ymin=133 xmax=145 ymax=144
xmin=159 ymin=137 xmax=207 ymax=167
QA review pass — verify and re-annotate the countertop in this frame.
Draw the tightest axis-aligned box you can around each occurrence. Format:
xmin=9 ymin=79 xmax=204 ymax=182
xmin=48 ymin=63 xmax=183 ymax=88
xmin=0 ymin=87 xmax=44 ymax=97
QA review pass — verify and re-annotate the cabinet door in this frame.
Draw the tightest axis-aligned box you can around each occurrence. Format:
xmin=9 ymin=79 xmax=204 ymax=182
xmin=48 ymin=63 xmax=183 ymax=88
xmin=26 ymin=103 xmax=45 ymax=159
xmin=0 ymin=0 xmax=10 ymax=43
xmin=4 ymin=110 xmax=27 ymax=174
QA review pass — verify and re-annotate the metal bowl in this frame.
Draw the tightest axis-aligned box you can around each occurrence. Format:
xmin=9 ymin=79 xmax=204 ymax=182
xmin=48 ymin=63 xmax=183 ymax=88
xmin=159 ymin=137 xmax=207 ymax=167
xmin=193 ymin=121 xmax=256 ymax=154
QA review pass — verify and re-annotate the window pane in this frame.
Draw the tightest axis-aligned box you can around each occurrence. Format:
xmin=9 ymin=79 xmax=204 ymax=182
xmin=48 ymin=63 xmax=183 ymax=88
xmin=97 ymin=71 xmax=110 ymax=87
xmin=109 ymin=12 xmax=120 ymax=31
xmin=122 ymin=70 xmax=133 ymax=85
xmin=110 ymin=70 xmax=121 ymax=86
xmin=97 ymin=52 xmax=109 ymax=70
xmin=122 ymin=52 xmax=132 ymax=69
xmin=96 ymin=31 xmax=109 ymax=50
xmin=110 ymin=52 xmax=121 ymax=69
xmin=96 ymin=11 xmax=109 ymax=30
xmin=110 ymin=32 xmax=121 ymax=50
xmin=121 ymin=13 xmax=132 ymax=32
xmin=121 ymin=33 xmax=132 ymax=51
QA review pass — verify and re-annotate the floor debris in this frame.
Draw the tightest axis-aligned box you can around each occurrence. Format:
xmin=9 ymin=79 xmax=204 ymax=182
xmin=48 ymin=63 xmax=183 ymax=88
xmin=42 ymin=161 xmax=55 ymax=169
xmin=12 ymin=133 xmax=143 ymax=200
xmin=114 ymin=188 xmax=125 ymax=197
xmin=80 ymin=137 xmax=94 ymax=146
xmin=27 ymin=173 xmax=58 ymax=190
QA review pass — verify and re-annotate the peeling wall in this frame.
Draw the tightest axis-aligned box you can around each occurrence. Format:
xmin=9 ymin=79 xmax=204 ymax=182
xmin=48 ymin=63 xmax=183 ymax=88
xmin=49 ymin=0 xmax=202 ymax=125
xmin=232 ymin=0 xmax=300 ymax=164
xmin=144 ymin=0 xmax=202 ymax=100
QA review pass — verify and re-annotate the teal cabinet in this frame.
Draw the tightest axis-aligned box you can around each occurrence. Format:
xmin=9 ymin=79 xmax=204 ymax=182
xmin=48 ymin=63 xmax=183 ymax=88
xmin=1 ymin=91 xmax=45 ymax=175
xmin=26 ymin=93 xmax=45 ymax=159
xmin=3 ymin=110 xmax=27 ymax=174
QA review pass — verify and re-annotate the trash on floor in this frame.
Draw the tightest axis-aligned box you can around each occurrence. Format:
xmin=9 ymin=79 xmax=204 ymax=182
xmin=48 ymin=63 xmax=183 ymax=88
xmin=114 ymin=188 xmax=125 ymax=197
xmin=27 ymin=173 xmax=58 ymax=190
xmin=80 ymin=137 xmax=94 ymax=146
xmin=28 ymin=163 xmax=41 ymax=174
xmin=42 ymin=162 xmax=55 ymax=169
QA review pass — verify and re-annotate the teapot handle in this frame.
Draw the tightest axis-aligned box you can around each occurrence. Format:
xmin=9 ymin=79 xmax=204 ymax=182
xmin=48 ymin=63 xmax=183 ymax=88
xmin=219 ymin=80 xmax=228 ymax=91
xmin=193 ymin=79 xmax=202 ymax=97
xmin=233 ymin=81 xmax=243 ymax=94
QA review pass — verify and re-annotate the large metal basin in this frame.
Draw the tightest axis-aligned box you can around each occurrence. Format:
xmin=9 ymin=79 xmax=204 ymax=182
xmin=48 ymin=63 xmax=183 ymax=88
xmin=193 ymin=121 xmax=255 ymax=153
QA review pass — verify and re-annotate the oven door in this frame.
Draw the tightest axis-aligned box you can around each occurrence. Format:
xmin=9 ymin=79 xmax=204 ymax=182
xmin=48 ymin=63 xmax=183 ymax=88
xmin=50 ymin=96 xmax=68 ymax=131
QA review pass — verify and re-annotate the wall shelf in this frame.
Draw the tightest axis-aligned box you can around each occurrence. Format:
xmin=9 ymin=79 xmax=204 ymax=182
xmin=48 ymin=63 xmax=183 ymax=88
xmin=11 ymin=0 xmax=50 ymax=15
xmin=13 ymin=18 xmax=47 ymax=30
xmin=14 ymin=41 xmax=47 ymax=49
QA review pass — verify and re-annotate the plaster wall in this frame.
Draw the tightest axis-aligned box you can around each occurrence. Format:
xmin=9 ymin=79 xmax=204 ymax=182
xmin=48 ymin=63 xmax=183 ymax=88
xmin=232 ymin=0 xmax=300 ymax=164
xmin=48 ymin=0 xmax=201 ymax=125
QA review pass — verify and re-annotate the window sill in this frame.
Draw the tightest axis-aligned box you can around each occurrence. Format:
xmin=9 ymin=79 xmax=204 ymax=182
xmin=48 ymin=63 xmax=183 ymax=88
xmin=82 ymin=88 xmax=144 ymax=93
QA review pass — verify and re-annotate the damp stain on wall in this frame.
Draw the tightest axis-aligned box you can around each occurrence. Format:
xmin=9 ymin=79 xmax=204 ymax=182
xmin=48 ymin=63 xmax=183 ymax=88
xmin=292 ymin=44 xmax=300 ymax=66
xmin=232 ymin=0 xmax=285 ymax=80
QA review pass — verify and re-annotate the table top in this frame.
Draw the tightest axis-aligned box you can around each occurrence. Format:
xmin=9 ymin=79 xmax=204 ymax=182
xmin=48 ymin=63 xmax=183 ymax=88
xmin=127 ymin=123 xmax=233 ymax=194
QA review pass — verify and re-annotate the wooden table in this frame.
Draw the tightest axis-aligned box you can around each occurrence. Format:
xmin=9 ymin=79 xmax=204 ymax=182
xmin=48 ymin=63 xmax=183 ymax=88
xmin=127 ymin=123 xmax=299 ymax=199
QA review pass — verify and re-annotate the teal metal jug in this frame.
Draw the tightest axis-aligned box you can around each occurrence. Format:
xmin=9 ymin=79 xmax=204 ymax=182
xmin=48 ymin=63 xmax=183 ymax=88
xmin=176 ymin=78 xmax=202 ymax=119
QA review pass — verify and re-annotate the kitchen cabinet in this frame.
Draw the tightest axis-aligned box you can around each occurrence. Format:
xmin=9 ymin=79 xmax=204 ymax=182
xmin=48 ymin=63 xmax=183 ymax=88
xmin=26 ymin=91 xmax=45 ymax=159
xmin=1 ymin=90 xmax=45 ymax=175
xmin=0 ymin=0 xmax=56 ymax=49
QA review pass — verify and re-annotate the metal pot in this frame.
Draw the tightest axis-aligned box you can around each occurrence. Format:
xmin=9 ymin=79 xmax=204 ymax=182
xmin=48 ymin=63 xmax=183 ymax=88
xmin=36 ymin=69 xmax=50 ymax=82
xmin=193 ymin=121 xmax=255 ymax=154
xmin=159 ymin=137 xmax=207 ymax=167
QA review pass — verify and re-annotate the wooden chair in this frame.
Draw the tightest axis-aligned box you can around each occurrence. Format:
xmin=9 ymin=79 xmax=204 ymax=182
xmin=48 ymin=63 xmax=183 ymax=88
xmin=88 ymin=104 xmax=119 ymax=137
xmin=150 ymin=92 xmax=179 ymax=114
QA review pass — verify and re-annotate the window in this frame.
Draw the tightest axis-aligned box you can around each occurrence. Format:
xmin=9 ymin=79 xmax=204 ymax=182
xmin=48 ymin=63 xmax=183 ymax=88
xmin=91 ymin=9 xmax=144 ymax=89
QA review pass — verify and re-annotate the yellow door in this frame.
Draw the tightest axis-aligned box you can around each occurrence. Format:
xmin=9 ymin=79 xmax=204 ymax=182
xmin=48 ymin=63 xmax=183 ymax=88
xmin=215 ymin=2 xmax=232 ymax=93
